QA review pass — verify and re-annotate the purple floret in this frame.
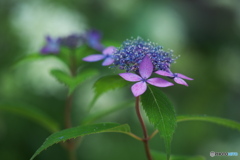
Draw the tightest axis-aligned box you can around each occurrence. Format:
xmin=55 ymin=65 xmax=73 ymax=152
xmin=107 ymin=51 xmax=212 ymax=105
xmin=119 ymin=56 xmax=174 ymax=97
xmin=155 ymin=70 xmax=193 ymax=86
xmin=82 ymin=46 xmax=116 ymax=66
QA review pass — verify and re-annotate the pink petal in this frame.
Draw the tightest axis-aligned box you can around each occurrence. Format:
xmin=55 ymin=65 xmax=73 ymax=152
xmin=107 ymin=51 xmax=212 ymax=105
xmin=174 ymin=77 xmax=188 ymax=86
xmin=155 ymin=70 xmax=173 ymax=77
xmin=139 ymin=56 xmax=153 ymax=79
xmin=176 ymin=73 xmax=193 ymax=80
xmin=147 ymin=78 xmax=174 ymax=87
xmin=102 ymin=57 xmax=114 ymax=66
xmin=131 ymin=81 xmax=147 ymax=97
xmin=103 ymin=46 xmax=116 ymax=55
xmin=82 ymin=54 xmax=104 ymax=62
xmin=119 ymin=73 xmax=142 ymax=82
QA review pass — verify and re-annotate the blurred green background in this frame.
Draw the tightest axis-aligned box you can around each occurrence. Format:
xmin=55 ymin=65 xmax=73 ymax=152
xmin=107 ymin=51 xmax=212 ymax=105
xmin=1 ymin=0 xmax=240 ymax=160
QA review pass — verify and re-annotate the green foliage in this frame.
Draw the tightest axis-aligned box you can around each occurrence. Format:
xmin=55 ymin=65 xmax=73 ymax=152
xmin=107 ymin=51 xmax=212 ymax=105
xmin=141 ymin=85 xmax=176 ymax=160
xmin=57 ymin=47 xmax=72 ymax=66
xmin=51 ymin=69 xmax=98 ymax=94
xmin=102 ymin=40 xmax=121 ymax=48
xmin=151 ymin=150 xmax=206 ymax=160
xmin=13 ymin=53 xmax=69 ymax=69
xmin=177 ymin=115 xmax=240 ymax=131
xmin=0 ymin=103 xmax=59 ymax=132
xmin=13 ymin=54 xmax=52 ymax=67
xmin=12 ymin=47 xmax=93 ymax=70
xmin=50 ymin=69 xmax=72 ymax=86
xmin=75 ymin=45 xmax=96 ymax=62
xmin=30 ymin=123 xmax=131 ymax=160
xmin=82 ymin=100 xmax=134 ymax=125
xmin=89 ymin=75 xmax=130 ymax=110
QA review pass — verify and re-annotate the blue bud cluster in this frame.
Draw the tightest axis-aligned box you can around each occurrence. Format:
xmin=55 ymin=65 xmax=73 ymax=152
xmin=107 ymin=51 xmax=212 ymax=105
xmin=113 ymin=37 xmax=176 ymax=72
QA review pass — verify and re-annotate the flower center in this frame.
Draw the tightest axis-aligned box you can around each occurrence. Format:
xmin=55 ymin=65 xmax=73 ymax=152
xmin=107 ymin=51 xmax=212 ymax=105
xmin=112 ymin=37 xmax=176 ymax=73
xmin=173 ymin=73 xmax=178 ymax=78
xmin=141 ymin=78 xmax=148 ymax=82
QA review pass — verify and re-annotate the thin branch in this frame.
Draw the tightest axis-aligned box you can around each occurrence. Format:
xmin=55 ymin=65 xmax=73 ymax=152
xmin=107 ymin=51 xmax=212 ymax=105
xmin=149 ymin=130 xmax=159 ymax=140
xmin=126 ymin=133 xmax=143 ymax=141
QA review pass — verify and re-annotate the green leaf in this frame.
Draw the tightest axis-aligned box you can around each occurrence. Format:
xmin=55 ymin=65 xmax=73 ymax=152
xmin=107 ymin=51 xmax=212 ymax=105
xmin=151 ymin=150 xmax=206 ymax=160
xmin=30 ymin=123 xmax=131 ymax=160
xmin=0 ymin=103 xmax=59 ymax=132
xmin=13 ymin=54 xmax=47 ymax=68
xmin=141 ymin=85 xmax=176 ymax=160
xmin=82 ymin=100 xmax=134 ymax=125
xmin=50 ymin=69 xmax=72 ymax=86
xmin=51 ymin=69 xmax=98 ymax=94
xmin=177 ymin=115 xmax=240 ymax=131
xmin=72 ymin=69 xmax=98 ymax=91
xmin=13 ymin=53 xmax=66 ymax=69
xmin=89 ymin=75 xmax=130 ymax=110
xmin=75 ymin=45 xmax=93 ymax=61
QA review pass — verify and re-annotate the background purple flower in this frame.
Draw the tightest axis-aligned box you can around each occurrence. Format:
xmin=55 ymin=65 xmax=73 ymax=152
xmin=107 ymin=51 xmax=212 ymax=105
xmin=59 ymin=34 xmax=85 ymax=49
xmin=40 ymin=36 xmax=60 ymax=54
xmin=119 ymin=56 xmax=174 ymax=97
xmin=40 ymin=29 xmax=105 ymax=54
xmin=82 ymin=46 xmax=116 ymax=66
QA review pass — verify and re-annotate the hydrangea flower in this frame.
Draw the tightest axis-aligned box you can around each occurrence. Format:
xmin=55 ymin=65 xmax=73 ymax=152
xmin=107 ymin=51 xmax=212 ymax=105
xmin=155 ymin=70 xmax=193 ymax=86
xmin=113 ymin=37 xmax=193 ymax=87
xmin=40 ymin=36 xmax=60 ymax=54
xmin=119 ymin=56 xmax=174 ymax=97
xmin=40 ymin=29 xmax=105 ymax=54
xmin=113 ymin=37 xmax=176 ymax=72
xmin=82 ymin=46 xmax=116 ymax=66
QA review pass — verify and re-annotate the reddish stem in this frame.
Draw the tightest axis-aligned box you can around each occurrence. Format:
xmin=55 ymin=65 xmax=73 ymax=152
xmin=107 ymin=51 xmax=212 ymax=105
xmin=135 ymin=96 xmax=153 ymax=160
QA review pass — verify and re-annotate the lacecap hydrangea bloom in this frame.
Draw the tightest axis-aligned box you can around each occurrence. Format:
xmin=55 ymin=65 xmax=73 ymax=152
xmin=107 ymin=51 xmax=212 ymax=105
xmin=112 ymin=37 xmax=193 ymax=96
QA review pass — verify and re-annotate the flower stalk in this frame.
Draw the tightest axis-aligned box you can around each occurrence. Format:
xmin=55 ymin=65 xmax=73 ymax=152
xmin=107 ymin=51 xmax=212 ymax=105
xmin=65 ymin=50 xmax=77 ymax=129
xmin=65 ymin=94 xmax=74 ymax=129
xmin=64 ymin=51 xmax=78 ymax=160
xmin=135 ymin=96 xmax=152 ymax=160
